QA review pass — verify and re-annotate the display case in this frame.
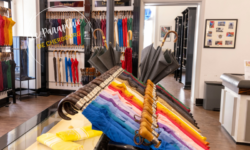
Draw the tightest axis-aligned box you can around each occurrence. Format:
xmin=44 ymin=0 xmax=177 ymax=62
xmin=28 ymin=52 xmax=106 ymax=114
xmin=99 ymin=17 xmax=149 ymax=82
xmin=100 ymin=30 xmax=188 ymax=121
xmin=13 ymin=36 xmax=37 ymax=99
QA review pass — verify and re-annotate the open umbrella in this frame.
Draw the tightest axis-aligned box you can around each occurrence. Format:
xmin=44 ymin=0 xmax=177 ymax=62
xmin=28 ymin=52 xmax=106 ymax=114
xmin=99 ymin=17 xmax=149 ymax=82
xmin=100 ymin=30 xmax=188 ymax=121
xmin=139 ymin=31 xmax=179 ymax=84
xmin=88 ymin=28 xmax=121 ymax=73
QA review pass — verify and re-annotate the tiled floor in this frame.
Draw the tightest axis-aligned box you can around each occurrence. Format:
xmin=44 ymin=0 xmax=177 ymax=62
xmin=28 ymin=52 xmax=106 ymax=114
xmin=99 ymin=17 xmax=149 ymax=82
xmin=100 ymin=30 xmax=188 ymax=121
xmin=0 ymin=75 xmax=250 ymax=150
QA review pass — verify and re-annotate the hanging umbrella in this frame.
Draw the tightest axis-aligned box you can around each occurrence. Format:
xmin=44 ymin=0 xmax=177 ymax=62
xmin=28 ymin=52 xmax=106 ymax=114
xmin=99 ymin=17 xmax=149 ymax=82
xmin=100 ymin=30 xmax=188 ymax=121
xmin=74 ymin=51 xmax=79 ymax=87
xmin=65 ymin=51 xmax=68 ymax=86
xmin=67 ymin=52 xmax=73 ymax=86
xmin=139 ymin=31 xmax=179 ymax=84
xmin=57 ymin=50 xmax=61 ymax=86
xmin=53 ymin=50 xmax=57 ymax=86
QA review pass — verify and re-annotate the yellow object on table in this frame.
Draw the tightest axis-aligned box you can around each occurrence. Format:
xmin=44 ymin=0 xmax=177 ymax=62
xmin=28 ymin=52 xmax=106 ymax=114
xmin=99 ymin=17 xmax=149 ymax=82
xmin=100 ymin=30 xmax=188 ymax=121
xmin=37 ymin=133 xmax=84 ymax=150
xmin=56 ymin=125 xmax=103 ymax=141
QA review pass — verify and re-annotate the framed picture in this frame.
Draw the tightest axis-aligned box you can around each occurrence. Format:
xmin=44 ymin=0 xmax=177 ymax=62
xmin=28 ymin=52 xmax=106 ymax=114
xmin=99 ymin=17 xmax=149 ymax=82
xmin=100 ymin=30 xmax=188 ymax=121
xmin=160 ymin=26 xmax=171 ymax=42
xmin=204 ymin=19 xmax=238 ymax=48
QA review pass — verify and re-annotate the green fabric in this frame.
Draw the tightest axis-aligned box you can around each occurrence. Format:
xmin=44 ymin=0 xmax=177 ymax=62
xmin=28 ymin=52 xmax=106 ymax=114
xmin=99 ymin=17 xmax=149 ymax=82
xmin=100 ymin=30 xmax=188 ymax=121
xmin=157 ymin=84 xmax=190 ymax=110
xmin=6 ymin=61 xmax=11 ymax=88
xmin=124 ymin=70 xmax=145 ymax=85
xmin=80 ymin=19 xmax=87 ymax=45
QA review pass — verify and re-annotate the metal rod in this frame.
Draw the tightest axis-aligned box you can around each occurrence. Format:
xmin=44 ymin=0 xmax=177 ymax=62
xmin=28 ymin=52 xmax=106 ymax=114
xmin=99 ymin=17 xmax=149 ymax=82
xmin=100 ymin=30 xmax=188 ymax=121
xmin=106 ymin=0 xmax=114 ymax=47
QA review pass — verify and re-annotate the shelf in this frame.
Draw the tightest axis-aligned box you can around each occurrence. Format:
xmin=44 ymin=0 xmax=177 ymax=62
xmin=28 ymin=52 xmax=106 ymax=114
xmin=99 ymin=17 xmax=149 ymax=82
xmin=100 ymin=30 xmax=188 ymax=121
xmin=15 ymin=77 xmax=36 ymax=81
xmin=16 ymin=90 xmax=36 ymax=95
xmin=0 ymin=89 xmax=12 ymax=93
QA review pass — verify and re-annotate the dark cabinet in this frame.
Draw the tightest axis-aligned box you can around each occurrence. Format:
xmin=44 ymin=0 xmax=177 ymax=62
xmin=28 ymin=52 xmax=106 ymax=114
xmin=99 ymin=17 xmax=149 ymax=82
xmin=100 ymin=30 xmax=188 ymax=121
xmin=175 ymin=7 xmax=196 ymax=89
xmin=174 ymin=16 xmax=182 ymax=81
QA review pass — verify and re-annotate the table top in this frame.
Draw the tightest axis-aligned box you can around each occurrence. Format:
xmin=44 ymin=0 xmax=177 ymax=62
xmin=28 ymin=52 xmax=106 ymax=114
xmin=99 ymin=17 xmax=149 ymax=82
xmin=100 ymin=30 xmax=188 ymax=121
xmin=0 ymin=101 xmax=103 ymax=150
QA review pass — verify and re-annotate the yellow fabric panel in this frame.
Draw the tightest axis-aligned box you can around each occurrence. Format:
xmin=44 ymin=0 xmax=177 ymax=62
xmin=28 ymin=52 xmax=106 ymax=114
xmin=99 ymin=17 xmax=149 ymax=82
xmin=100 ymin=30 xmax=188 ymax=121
xmin=8 ymin=18 xmax=15 ymax=46
xmin=56 ymin=125 xmax=103 ymax=142
xmin=37 ymin=133 xmax=84 ymax=150
xmin=110 ymin=82 xmax=143 ymax=108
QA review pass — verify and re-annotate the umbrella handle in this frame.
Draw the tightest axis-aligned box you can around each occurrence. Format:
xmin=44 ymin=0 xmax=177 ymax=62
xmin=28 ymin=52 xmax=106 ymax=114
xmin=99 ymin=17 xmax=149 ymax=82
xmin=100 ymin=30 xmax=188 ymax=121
xmin=160 ymin=30 xmax=178 ymax=47
xmin=127 ymin=30 xmax=132 ymax=48
xmin=93 ymin=28 xmax=108 ymax=49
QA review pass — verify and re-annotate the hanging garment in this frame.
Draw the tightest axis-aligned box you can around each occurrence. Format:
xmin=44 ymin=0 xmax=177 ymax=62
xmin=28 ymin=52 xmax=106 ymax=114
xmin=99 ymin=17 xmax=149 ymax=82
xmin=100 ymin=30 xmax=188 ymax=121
xmin=57 ymin=57 xmax=61 ymax=84
xmin=1 ymin=61 xmax=8 ymax=89
xmin=74 ymin=58 xmax=79 ymax=85
xmin=67 ymin=58 xmax=73 ymax=84
xmin=71 ymin=58 xmax=75 ymax=84
xmin=101 ymin=19 xmax=106 ymax=38
xmin=65 ymin=19 xmax=69 ymax=45
xmin=53 ymin=57 xmax=57 ymax=84
xmin=114 ymin=19 xmax=119 ymax=46
xmin=0 ymin=16 xmax=4 ymax=46
xmin=0 ymin=61 xmax=3 ymax=91
xmin=65 ymin=57 xmax=68 ymax=84
xmin=76 ymin=19 xmax=81 ymax=45
xmin=3 ymin=16 xmax=9 ymax=45
xmin=57 ymin=19 xmax=63 ymax=45
xmin=8 ymin=18 xmax=15 ymax=46
xmin=72 ymin=18 xmax=77 ymax=45
xmin=52 ymin=19 xmax=59 ymax=45
xmin=118 ymin=19 xmax=123 ymax=47
xmin=125 ymin=48 xmax=132 ymax=73
xmin=6 ymin=61 xmax=12 ymax=88
xmin=68 ymin=18 xmax=74 ymax=45
xmin=122 ymin=18 xmax=128 ymax=47
xmin=60 ymin=58 xmax=64 ymax=84
xmin=80 ymin=19 xmax=86 ymax=46
xmin=96 ymin=19 xmax=102 ymax=46
xmin=61 ymin=19 xmax=66 ymax=46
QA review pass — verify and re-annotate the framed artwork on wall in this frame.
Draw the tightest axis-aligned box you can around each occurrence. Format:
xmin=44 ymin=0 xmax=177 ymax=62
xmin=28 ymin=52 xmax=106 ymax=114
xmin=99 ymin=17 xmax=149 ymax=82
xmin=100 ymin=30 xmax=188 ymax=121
xmin=204 ymin=19 xmax=238 ymax=48
xmin=160 ymin=26 xmax=171 ymax=42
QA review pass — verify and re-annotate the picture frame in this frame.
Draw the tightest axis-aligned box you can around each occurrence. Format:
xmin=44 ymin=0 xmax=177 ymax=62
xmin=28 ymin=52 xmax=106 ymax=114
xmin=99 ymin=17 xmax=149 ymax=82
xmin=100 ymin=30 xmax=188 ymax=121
xmin=160 ymin=26 xmax=171 ymax=42
xmin=204 ymin=19 xmax=238 ymax=49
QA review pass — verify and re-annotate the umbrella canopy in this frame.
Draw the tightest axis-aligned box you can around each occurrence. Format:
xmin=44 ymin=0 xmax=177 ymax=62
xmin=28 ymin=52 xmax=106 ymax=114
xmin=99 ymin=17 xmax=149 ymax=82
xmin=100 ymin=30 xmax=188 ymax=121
xmin=89 ymin=28 xmax=121 ymax=73
xmin=139 ymin=31 xmax=179 ymax=84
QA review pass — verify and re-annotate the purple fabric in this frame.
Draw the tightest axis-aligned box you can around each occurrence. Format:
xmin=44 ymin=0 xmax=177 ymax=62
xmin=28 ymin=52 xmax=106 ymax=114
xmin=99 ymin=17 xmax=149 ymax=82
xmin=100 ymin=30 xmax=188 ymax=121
xmin=99 ymin=91 xmax=137 ymax=121
xmin=158 ymin=123 xmax=192 ymax=149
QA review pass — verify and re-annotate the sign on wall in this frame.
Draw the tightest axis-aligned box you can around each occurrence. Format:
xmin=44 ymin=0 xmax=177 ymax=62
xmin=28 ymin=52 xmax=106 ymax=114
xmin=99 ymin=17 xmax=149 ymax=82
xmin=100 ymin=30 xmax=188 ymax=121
xmin=95 ymin=0 xmax=131 ymax=7
xmin=50 ymin=1 xmax=84 ymax=8
xmin=204 ymin=19 xmax=238 ymax=48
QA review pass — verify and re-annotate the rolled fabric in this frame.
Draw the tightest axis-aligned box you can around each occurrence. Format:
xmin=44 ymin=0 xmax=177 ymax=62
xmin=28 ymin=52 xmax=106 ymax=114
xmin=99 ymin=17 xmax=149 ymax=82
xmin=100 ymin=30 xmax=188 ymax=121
xmin=37 ymin=133 xmax=84 ymax=150
xmin=65 ymin=57 xmax=68 ymax=83
xmin=56 ymin=125 xmax=102 ymax=142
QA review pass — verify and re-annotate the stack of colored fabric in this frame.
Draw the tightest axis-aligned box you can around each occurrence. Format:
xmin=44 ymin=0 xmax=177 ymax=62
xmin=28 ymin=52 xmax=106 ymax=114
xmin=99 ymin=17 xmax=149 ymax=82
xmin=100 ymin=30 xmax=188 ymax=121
xmin=58 ymin=67 xmax=209 ymax=150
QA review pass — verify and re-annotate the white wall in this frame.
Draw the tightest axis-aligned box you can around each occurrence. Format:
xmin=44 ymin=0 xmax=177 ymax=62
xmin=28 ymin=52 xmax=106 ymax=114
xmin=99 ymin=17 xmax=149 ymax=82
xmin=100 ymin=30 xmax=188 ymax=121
xmin=154 ymin=6 xmax=190 ymax=51
xmin=196 ymin=0 xmax=250 ymax=98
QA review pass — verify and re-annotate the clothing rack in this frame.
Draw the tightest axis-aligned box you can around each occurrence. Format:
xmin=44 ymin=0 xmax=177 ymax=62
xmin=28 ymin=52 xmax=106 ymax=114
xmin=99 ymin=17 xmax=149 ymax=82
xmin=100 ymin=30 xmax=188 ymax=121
xmin=47 ymin=50 xmax=85 ymax=53
xmin=0 ymin=0 xmax=16 ymax=105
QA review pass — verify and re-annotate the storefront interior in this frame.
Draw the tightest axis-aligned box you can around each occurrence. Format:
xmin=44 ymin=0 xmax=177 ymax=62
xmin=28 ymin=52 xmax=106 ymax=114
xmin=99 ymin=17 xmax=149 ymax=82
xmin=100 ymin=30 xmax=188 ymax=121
xmin=0 ymin=0 xmax=250 ymax=150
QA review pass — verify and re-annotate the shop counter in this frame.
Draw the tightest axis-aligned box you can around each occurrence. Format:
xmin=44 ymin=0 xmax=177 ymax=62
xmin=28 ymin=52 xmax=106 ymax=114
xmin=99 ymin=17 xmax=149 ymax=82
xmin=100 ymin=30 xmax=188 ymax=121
xmin=220 ymin=73 xmax=250 ymax=144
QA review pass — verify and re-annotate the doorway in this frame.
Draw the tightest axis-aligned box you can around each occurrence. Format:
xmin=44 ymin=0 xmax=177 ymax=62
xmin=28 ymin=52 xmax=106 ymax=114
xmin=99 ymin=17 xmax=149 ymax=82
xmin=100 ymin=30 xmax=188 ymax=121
xmin=138 ymin=0 xmax=203 ymax=105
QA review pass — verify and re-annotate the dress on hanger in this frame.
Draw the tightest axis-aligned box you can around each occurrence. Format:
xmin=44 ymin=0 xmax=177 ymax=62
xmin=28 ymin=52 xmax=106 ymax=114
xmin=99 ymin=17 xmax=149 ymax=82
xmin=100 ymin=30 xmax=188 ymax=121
xmin=0 ymin=61 xmax=3 ymax=91
xmin=0 ymin=16 xmax=4 ymax=46
xmin=7 ymin=18 xmax=15 ymax=45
